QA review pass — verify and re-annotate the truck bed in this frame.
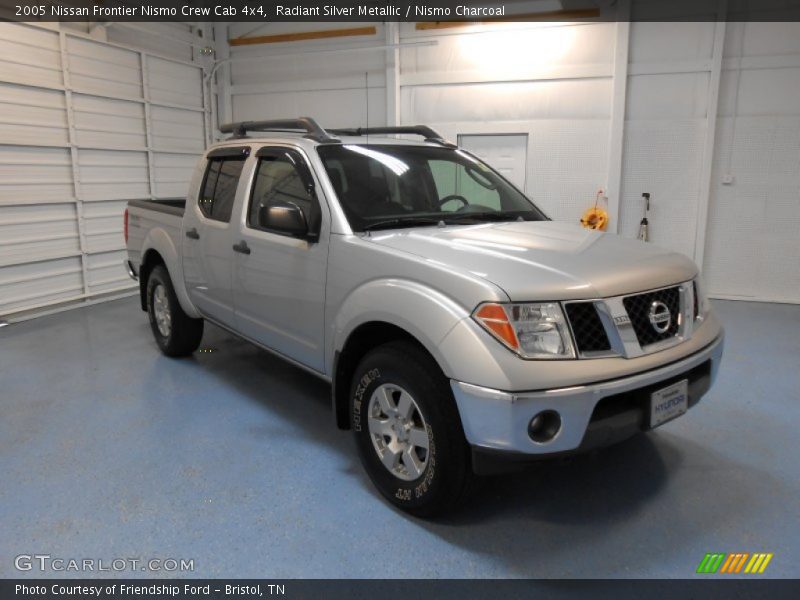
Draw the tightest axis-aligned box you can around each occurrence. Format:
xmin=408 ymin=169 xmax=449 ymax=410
xmin=126 ymin=198 xmax=187 ymax=272
xmin=128 ymin=198 xmax=186 ymax=217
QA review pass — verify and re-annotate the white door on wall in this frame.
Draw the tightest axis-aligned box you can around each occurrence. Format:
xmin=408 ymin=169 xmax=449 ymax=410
xmin=458 ymin=134 xmax=529 ymax=192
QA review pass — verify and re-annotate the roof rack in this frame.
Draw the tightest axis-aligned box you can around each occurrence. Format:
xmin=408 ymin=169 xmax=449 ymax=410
xmin=218 ymin=119 xmax=458 ymax=148
xmin=219 ymin=117 xmax=340 ymax=143
xmin=328 ymin=125 xmax=457 ymax=148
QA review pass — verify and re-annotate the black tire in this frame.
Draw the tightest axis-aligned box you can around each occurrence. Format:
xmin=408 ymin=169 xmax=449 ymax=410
xmin=350 ymin=341 xmax=474 ymax=517
xmin=146 ymin=264 xmax=203 ymax=357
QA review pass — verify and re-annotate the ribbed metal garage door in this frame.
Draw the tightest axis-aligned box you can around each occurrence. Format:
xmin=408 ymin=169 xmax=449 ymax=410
xmin=0 ymin=23 xmax=208 ymax=319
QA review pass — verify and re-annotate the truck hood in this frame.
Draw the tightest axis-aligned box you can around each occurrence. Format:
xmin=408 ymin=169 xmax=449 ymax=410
xmin=366 ymin=221 xmax=697 ymax=300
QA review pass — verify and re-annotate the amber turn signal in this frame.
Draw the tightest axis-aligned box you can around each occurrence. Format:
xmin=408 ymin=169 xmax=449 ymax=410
xmin=473 ymin=303 xmax=520 ymax=351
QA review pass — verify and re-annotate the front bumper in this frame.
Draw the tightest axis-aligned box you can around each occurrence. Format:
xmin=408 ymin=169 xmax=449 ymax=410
xmin=451 ymin=333 xmax=724 ymax=467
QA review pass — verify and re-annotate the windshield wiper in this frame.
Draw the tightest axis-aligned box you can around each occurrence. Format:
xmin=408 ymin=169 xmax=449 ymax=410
xmin=443 ymin=211 xmax=526 ymax=224
xmin=361 ymin=212 xmax=535 ymax=232
xmin=361 ymin=217 xmax=444 ymax=232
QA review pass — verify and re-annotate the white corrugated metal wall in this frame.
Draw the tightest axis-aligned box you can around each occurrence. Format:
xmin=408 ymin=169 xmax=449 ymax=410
xmin=0 ymin=22 xmax=210 ymax=319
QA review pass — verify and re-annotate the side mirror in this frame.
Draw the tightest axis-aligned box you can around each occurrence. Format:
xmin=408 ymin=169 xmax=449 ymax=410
xmin=258 ymin=201 xmax=309 ymax=237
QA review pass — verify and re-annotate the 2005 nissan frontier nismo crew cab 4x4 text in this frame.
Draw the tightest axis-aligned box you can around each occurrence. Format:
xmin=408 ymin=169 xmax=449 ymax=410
xmin=124 ymin=118 xmax=724 ymax=516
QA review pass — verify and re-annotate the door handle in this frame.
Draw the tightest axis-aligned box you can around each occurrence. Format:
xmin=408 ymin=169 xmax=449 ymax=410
xmin=185 ymin=228 xmax=200 ymax=240
xmin=232 ymin=240 xmax=251 ymax=255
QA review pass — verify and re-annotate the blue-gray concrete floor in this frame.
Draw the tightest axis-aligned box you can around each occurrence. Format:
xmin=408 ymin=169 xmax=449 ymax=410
xmin=1 ymin=298 xmax=798 ymax=579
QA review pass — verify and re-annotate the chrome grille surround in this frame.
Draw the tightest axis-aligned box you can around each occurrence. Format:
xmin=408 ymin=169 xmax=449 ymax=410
xmin=563 ymin=280 xmax=696 ymax=359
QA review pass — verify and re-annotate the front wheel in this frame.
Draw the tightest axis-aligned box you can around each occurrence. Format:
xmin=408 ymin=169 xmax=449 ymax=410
xmin=350 ymin=341 xmax=474 ymax=517
xmin=146 ymin=265 xmax=203 ymax=357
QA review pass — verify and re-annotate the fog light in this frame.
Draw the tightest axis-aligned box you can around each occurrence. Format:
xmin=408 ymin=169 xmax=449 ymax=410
xmin=528 ymin=410 xmax=561 ymax=443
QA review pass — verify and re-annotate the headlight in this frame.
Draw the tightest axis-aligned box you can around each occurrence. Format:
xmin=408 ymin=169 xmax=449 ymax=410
xmin=693 ymin=276 xmax=709 ymax=321
xmin=472 ymin=302 xmax=576 ymax=359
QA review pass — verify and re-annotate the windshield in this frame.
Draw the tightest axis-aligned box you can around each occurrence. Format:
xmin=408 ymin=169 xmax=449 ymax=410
xmin=316 ymin=144 xmax=547 ymax=231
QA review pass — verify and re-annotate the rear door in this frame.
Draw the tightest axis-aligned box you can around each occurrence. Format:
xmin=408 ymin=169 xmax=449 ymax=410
xmin=182 ymin=146 xmax=250 ymax=326
xmin=231 ymin=145 xmax=329 ymax=371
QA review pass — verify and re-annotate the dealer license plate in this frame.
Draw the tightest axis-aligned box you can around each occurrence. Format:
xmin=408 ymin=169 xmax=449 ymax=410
xmin=650 ymin=379 xmax=689 ymax=428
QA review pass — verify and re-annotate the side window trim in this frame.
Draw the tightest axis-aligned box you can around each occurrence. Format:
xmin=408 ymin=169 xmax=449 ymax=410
xmin=246 ymin=147 xmax=320 ymax=237
xmin=197 ymin=151 xmax=249 ymax=223
xmin=207 ymin=146 xmax=251 ymax=159
xmin=198 ymin=159 xmax=219 ymax=220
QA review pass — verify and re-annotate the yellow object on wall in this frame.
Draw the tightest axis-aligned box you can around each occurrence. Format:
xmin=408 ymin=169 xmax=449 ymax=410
xmin=580 ymin=206 xmax=608 ymax=231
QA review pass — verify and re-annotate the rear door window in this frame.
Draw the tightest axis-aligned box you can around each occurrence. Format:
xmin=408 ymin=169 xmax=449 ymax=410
xmin=199 ymin=156 xmax=247 ymax=222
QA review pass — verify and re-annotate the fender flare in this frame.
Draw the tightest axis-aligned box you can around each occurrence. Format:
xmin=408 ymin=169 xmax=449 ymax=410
xmin=140 ymin=227 xmax=200 ymax=319
xmin=329 ymin=278 xmax=479 ymax=430
xmin=330 ymin=278 xmax=475 ymax=380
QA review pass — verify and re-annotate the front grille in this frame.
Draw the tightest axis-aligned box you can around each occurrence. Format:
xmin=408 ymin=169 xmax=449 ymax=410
xmin=565 ymin=302 xmax=611 ymax=354
xmin=692 ymin=280 xmax=699 ymax=321
xmin=622 ymin=286 xmax=681 ymax=347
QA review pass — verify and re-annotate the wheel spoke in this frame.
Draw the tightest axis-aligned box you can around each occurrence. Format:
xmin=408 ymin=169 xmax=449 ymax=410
xmin=396 ymin=391 xmax=414 ymax=420
xmin=373 ymin=386 xmax=395 ymax=415
xmin=368 ymin=415 xmax=393 ymax=438
xmin=408 ymin=426 xmax=429 ymax=450
xmin=152 ymin=284 xmax=172 ymax=337
xmin=402 ymin=448 xmax=424 ymax=479
xmin=381 ymin=448 xmax=401 ymax=471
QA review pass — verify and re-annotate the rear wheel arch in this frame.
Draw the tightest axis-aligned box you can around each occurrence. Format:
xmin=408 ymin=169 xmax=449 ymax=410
xmin=333 ymin=321 xmax=444 ymax=430
xmin=145 ymin=264 xmax=203 ymax=357
xmin=139 ymin=249 xmax=166 ymax=311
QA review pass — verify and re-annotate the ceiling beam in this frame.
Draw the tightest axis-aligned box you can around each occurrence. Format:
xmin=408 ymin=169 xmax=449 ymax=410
xmin=230 ymin=26 xmax=377 ymax=47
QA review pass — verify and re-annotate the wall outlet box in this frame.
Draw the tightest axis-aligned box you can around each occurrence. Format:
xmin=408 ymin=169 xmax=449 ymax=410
xmin=722 ymin=174 xmax=735 ymax=185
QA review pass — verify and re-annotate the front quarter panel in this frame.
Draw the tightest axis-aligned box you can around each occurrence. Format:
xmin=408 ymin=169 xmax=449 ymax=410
xmin=332 ymin=278 xmax=468 ymax=378
xmin=327 ymin=234 xmax=508 ymax=377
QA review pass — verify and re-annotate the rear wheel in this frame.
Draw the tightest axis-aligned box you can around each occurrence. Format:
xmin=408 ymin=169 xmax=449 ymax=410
xmin=350 ymin=341 xmax=474 ymax=517
xmin=146 ymin=265 xmax=203 ymax=357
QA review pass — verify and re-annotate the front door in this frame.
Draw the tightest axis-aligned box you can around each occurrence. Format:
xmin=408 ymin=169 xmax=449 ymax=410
xmin=182 ymin=146 xmax=250 ymax=326
xmin=232 ymin=146 xmax=328 ymax=372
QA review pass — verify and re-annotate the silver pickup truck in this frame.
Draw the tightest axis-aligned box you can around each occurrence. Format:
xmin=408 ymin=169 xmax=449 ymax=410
xmin=125 ymin=118 xmax=724 ymax=516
